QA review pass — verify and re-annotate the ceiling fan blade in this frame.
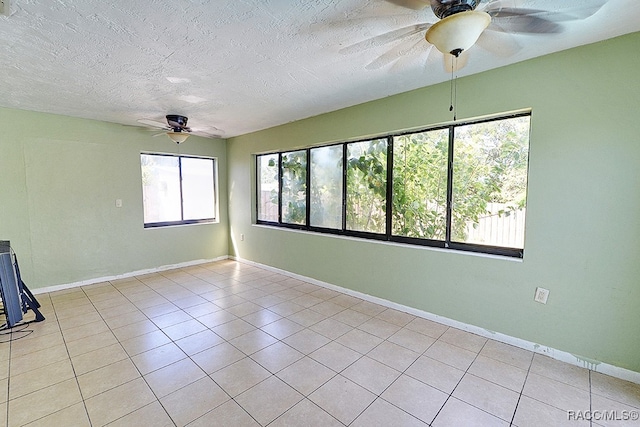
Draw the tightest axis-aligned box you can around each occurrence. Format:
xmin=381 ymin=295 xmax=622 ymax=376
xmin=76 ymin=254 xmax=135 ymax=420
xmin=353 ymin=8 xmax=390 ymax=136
xmin=366 ymin=39 xmax=431 ymax=70
xmin=485 ymin=2 xmax=606 ymax=34
xmin=191 ymin=126 xmax=224 ymax=138
xmin=339 ymin=23 xmax=431 ymax=55
xmin=422 ymin=43 xmax=440 ymax=67
xmin=192 ymin=131 xmax=224 ymax=139
xmin=137 ymin=118 xmax=168 ymax=129
xmin=486 ymin=10 xmax=562 ymax=34
xmin=191 ymin=127 xmax=220 ymax=133
xmin=486 ymin=2 xmax=606 ymax=21
xmin=475 ymin=28 xmax=521 ymax=57
xmin=385 ymin=0 xmax=430 ymax=10
xmin=545 ymin=3 xmax=607 ymax=21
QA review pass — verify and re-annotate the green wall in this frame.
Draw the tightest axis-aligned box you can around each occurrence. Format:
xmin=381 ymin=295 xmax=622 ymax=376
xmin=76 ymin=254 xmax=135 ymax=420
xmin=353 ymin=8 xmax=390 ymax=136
xmin=0 ymin=33 xmax=637 ymax=374
xmin=0 ymin=109 xmax=229 ymax=288
xmin=227 ymin=33 xmax=640 ymax=372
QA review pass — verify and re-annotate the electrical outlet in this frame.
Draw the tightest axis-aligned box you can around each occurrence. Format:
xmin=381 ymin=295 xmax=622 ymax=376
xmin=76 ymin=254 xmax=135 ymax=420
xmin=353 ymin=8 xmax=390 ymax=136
xmin=240 ymin=233 xmax=244 ymax=241
xmin=534 ymin=287 xmax=550 ymax=304
xmin=115 ymin=199 xmax=123 ymax=208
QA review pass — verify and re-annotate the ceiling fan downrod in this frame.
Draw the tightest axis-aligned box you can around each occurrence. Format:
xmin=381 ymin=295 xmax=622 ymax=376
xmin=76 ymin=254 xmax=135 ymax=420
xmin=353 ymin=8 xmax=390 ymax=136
xmin=430 ymin=0 xmax=481 ymax=19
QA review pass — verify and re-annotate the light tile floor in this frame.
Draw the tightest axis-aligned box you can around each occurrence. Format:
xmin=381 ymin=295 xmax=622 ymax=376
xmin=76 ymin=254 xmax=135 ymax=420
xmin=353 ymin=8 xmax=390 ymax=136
xmin=1 ymin=260 xmax=639 ymax=426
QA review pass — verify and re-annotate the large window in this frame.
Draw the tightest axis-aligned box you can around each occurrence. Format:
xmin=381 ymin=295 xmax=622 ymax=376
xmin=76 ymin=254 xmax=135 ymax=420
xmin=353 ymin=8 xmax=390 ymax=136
xmin=141 ymin=153 xmax=217 ymax=228
xmin=256 ymin=112 xmax=530 ymax=257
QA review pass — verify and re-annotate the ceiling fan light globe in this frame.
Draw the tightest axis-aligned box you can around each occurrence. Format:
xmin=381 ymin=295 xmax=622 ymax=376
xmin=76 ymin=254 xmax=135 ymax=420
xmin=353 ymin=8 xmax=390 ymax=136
xmin=167 ymin=131 xmax=190 ymax=144
xmin=426 ymin=11 xmax=491 ymax=56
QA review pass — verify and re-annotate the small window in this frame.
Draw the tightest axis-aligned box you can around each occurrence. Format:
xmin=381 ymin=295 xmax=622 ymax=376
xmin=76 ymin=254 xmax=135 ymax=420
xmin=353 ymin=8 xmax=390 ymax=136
xmin=281 ymin=150 xmax=307 ymax=225
xmin=141 ymin=153 xmax=217 ymax=228
xmin=392 ymin=128 xmax=449 ymax=240
xmin=346 ymin=138 xmax=387 ymax=234
xmin=310 ymin=145 xmax=343 ymax=229
xmin=257 ymin=154 xmax=279 ymax=222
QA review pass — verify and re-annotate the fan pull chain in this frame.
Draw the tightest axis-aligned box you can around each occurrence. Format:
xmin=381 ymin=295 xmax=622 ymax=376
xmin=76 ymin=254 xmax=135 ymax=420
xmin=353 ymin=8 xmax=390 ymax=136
xmin=449 ymin=55 xmax=458 ymax=121
xmin=449 ymin=56 xmax=454 ymax=114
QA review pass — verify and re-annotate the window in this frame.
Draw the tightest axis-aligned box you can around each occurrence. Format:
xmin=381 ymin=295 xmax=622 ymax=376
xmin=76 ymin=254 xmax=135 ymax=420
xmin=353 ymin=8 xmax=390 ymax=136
xmin=141 ymin=153 xmax=217 ymax=228
xmin=281 ymin=150 xmax=307 ymax=225
xmin=346 ymin=139 xmax=387 ymax=234
xmin=256 ymin=112 xmax=530 ymax=257
xmin=451 ymin=117 xmax=529 ymax=249
xmin=392 ymin=128 xmax=448 ymax=240
xmin=310 ymin=145 xmax=343 ymax=229
xmin=257 ymin=154 xmax=279 ymax=222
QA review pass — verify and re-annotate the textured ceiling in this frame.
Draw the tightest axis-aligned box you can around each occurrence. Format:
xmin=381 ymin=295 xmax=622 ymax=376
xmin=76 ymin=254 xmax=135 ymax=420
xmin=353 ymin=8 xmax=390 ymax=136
xmin=1 ymin=0 xmax=639 ymax=138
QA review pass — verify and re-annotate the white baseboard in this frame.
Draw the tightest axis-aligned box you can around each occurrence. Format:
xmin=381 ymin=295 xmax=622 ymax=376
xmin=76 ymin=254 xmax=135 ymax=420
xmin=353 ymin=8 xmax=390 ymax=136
xmin=231 ymin=256 xmax=640 ymax=385
xmin=31 ymin=256 xmax=229 ymax=295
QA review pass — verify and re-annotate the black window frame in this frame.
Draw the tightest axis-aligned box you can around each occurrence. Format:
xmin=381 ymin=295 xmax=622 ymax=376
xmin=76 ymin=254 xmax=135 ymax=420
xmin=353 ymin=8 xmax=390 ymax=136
xmin=308 ymin=143 xmax=345 ymax=231
xmin=141 ymin=152 xmax=217 ymax=228
xmin=255 ymin=111 xmax=530 ymax=258
xmin=280 ymin=149 xmax=308 ymax=227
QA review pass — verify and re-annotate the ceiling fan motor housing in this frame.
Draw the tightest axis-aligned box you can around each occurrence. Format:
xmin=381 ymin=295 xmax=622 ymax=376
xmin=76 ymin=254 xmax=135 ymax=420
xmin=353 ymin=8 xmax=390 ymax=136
xmin=166 ymin=114 xmax=189 ymax=132
xmin=430 ymin=0 xmax=481 ymax=18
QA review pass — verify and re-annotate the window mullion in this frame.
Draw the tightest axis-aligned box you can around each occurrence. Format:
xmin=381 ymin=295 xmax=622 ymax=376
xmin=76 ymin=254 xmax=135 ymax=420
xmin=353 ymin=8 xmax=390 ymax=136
xmin=342 ymin=143 xmax=347 ymax=232
xmin=385 ymin=136 xmax=394 ymax=239
xmin=278 ymin=153 xmax=283 ymax=224
xmin=212 ymin=159 xmax=217 ymax=221
xmin=178 ymin=156 xmax=185 ymax=222
xmin=305 ymin=148 xmax=311 ymax=228
xmin=445 ymin=126 xmax=455 ymax=247
xmin=255 ymin=155 xmax=259 ymax=221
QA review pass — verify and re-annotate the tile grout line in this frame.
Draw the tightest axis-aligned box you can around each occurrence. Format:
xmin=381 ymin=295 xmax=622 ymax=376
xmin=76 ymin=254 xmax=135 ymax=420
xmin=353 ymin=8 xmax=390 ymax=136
xmin=91 ymin=279 xmax=179 ymax=427
xmin=20 ymin=294 xmax=90 ymax=427
xmin=51 ymin=277 xmax=178 ymax=425
xmin=589 ymin=369 xmax=593 ymax=427
xmin=213 ymin=275 xmax=365 ymax=425
xmin=118 ymin=269 xmax=212 ymax=427
xmin=426 ymin=336 xmax=486 ymax=425
xmin=340 ymin=322 xmax=447 ymax=426
xmin=508 ymin=348 xmax=535 ymax=426
xmin=212 ymin=291 xmax=339 ymax=425
xmin=79 ymin=282 xmax=142 ymax=427
xmin=177 ymin=265 xmax=303 ymax=427
xmin=5 ymin=325 xmax=12 ymax=427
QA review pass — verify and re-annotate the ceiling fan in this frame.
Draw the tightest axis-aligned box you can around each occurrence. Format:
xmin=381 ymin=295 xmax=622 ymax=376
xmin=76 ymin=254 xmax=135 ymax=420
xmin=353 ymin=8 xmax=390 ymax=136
xmin=137 ymin=115 xmax=223 ymax=144
xmin=345 ymin=0 xmax=605 ymax=71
